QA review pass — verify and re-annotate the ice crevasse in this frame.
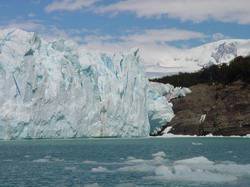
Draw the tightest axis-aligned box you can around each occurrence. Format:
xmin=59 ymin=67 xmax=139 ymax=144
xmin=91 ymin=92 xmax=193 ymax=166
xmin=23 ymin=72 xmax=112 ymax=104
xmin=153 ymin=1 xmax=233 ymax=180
xmin=0 ymin=29 xmax=190 ymax=139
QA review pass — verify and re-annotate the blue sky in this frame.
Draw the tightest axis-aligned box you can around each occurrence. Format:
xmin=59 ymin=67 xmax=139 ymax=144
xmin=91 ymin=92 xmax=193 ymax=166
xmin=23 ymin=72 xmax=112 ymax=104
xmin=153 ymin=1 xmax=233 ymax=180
xmin=1 ymin=0 xmax=250 ymax=62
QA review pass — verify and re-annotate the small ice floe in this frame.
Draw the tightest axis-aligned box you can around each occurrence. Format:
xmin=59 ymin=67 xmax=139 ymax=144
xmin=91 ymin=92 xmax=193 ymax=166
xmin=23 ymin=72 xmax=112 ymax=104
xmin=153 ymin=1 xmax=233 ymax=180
xmin=91 ymin=166 xmax=109 ymax=173
xmin=32 ymin=155 xmax=64 ymax=163
xmin=192 ymin=142 xmax=203 ymax=146
xmin=83 ymin=160 xmax=98 ymax=164
xmin=52 ymin=158 xmax=64 ymax=162
xmin=125 ymin=156 xmax=145 ymax=164
xmin=32 ymin=158 xmax=50 ymax=163
xmin=152 ymin=151 xmax=166 ymax=158
xmin=244 ymin=134 xmax=250 ymax=138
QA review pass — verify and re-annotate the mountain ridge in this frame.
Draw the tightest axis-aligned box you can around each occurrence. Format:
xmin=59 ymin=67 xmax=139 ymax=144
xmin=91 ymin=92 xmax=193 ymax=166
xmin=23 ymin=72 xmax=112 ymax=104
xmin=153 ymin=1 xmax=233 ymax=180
xmin=146 ymin=39 xmax=250 ymax=78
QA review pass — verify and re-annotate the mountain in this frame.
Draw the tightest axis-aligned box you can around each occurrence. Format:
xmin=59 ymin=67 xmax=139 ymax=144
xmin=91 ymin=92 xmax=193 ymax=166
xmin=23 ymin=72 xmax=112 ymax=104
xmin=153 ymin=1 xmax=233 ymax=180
xmin=0 ymin=29 xmax=190 ymax=139
xmin=146 ymin=39 xmax=250 ymax=78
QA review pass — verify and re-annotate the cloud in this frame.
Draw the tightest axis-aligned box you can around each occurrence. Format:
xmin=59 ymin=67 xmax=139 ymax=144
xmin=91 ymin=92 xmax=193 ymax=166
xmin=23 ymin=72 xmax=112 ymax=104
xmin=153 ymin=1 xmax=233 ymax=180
xmin=44 ymin=0 xmax=250 ymax=24
xmin=0 ymin=20 xmax=45 ymax=32
xmin=96 ymin=0 xmax=250 ymax=24
xmin=212 ymin=33 xmax=229 ymax=41
xmin=0 ymin=20 xmax=218 ymax=74
xmin=83 ymin=28 xmax=206 ymax=47
xmin=45 ymin=0 xmax=99 ymax=12
xmin=28 ymin=13 xmax=36 ymax=18
xmin=82 ymin=38 xmax=177 ymax=67
xmin=81 ymin=28 xmax=206 ymax=65
xmin=120 ymin=28 xmax=206 ymax=44
xmin=0 ymin=19 xmax=87 ymax=43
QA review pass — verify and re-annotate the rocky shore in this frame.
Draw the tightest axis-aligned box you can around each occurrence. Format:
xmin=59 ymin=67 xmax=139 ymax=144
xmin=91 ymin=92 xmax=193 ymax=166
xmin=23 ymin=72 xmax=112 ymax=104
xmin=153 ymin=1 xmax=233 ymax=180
xmin=162 ymin=81 xmax=250 ymax=136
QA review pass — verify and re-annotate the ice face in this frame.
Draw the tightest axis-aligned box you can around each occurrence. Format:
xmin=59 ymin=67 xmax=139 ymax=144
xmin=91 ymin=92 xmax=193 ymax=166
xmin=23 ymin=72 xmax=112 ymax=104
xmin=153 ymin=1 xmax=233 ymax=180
xmin=147 ymin=82 xmax=191 ymax=134
xmin=0 ymin=29 xmax=189 ymax=139
xmin=0 ymin=29 xmax=150 ymax=139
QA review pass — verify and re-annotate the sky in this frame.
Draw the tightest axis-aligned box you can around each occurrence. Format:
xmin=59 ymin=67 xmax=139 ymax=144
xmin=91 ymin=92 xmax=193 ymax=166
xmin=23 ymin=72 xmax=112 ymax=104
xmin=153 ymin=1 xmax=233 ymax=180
xmin=1 ymin=0 xmax=250 ymax=65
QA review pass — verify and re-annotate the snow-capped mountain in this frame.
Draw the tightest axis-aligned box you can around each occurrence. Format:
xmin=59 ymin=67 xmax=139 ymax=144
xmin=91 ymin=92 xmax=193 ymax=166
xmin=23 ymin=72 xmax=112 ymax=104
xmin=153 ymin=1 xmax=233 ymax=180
xmin=0 ymin=28 xmax=190 ymax=139
xmin=146 ymin=39 xmax=250 ymax=78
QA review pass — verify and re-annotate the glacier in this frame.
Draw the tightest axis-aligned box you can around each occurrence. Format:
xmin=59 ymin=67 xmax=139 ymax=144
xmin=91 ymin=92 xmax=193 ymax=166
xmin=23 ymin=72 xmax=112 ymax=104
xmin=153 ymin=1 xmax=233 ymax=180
xmin=0 ymin=29 xmax=188 ymax=139
xmin=148 ymin=82 xmax=191 ymax=135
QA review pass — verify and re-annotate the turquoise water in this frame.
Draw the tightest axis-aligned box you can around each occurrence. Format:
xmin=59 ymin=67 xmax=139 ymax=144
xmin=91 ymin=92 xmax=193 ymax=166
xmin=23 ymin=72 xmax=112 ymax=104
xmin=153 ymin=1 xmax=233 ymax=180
xmin=0 ymin=138 xmax=250 ymax=187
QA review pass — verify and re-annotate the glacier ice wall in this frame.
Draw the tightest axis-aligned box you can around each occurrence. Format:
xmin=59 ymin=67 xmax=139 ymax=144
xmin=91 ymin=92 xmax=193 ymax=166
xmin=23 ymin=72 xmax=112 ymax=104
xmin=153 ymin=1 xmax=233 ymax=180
xmin=148 ymin=82 xmax=191 ymax=134
xmin=0 ymin=29 xmax=190 ymax=139
xmin=0 ymin=29 xmax=150 ymax=139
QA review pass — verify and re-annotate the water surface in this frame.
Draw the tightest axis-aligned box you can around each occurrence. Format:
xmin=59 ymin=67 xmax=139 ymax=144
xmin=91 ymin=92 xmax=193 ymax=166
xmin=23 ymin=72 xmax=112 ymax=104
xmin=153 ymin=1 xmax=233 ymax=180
xmin=0 ymin=138 xmax=250 ymax=187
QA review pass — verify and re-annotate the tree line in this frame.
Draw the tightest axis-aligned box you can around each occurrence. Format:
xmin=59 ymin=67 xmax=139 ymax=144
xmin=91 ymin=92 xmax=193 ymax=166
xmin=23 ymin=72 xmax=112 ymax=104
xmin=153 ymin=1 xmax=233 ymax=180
xmin=151 ymin=56 xmax=250 ymax=87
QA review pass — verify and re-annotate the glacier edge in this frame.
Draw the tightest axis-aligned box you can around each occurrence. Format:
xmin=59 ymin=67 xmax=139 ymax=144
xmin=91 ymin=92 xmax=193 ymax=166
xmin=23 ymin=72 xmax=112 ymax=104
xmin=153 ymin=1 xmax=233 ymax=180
xmin=0 ymin=29 xmax=189 ymax=139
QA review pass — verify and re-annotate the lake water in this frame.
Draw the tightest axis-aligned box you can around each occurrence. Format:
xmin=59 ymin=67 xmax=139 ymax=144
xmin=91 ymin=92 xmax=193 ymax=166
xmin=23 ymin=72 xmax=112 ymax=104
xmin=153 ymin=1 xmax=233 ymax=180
xmin=0 ymin=138 xmax=250 ymax=187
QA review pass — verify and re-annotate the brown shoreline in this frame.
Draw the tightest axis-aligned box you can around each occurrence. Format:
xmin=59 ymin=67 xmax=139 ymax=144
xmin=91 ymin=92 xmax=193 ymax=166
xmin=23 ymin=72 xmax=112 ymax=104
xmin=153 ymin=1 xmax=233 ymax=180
xmin=160 ymin=81 xmax=250 ymax=136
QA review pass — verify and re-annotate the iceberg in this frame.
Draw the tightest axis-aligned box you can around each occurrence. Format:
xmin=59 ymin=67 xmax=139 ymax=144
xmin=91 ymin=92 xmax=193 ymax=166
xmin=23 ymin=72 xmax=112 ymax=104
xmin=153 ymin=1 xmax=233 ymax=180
xmin=0 ymin=29 xmax=189 ymax=139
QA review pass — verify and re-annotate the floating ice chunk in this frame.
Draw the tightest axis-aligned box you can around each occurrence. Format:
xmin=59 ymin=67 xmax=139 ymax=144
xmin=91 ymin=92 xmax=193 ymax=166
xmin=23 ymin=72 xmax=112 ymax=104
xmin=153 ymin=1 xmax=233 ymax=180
xmin=117 ymin=164 xmax=155 ymax=173
xmin=83 ymin=160 xmax=98 ymax=164
xmin=192 ymin=142 xmax=203 ymax=145
xmin=151 ymin=164 xmax=238 ymax=183
xmin=152 ymin=151 xmax=166 ymax=158
xmin=174 ymin=156 xmax=214 ymax=166
xmin=32 ymin=158 xmax=50 ymax=163
xmin=91 ymin=166 xmax=109 ymax=173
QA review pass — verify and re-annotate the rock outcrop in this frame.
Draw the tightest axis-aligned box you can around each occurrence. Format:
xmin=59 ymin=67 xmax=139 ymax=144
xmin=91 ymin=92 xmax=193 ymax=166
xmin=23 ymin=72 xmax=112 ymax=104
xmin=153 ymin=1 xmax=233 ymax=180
xmin=167 ymin=81 xmax=250 ymax=136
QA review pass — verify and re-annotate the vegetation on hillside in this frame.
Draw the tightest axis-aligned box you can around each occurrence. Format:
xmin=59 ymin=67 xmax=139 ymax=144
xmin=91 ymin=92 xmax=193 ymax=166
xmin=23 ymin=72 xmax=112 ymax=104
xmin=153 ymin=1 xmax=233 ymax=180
xmin=151 ymin=56 xmax=250 ymax=87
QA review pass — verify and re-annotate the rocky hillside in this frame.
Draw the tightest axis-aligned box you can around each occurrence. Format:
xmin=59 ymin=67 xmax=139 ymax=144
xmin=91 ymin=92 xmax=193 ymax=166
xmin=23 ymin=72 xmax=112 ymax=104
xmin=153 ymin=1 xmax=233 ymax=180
xmin=166 ymin=81 xmax=250 ymax=136
xmin=152 ymin=55 xmax=250 ymax=136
